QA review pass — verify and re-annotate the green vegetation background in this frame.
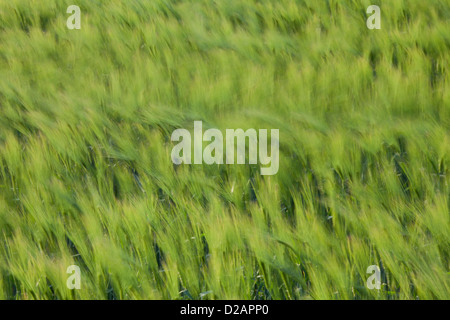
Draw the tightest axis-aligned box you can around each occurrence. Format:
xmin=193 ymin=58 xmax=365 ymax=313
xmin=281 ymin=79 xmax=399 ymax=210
xmin=0 ymin=0 xmax=449 ymax=299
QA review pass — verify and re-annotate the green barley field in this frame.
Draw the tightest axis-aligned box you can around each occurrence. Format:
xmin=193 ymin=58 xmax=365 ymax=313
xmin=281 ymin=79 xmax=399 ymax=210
xmin=0 ymin=0 xmax=449 ymax=300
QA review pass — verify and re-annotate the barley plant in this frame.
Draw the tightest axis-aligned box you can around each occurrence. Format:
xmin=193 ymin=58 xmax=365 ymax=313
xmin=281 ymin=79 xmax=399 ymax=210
xmin=0 ymin=0 xmax=449 ymax=300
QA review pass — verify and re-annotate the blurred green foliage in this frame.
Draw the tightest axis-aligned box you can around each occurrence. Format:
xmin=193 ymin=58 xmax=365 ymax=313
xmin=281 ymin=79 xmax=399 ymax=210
xmin=0 ymin=0 xmax=448 ymax=299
